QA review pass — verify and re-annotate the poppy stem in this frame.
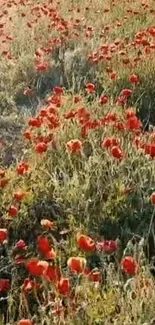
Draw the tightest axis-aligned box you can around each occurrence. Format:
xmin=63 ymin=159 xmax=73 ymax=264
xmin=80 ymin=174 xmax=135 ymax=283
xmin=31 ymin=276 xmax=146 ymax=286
xmin=146 ymin=207 xmax=155 ymax=259
xmin=147 ymin=207 xmax=155 ymax=240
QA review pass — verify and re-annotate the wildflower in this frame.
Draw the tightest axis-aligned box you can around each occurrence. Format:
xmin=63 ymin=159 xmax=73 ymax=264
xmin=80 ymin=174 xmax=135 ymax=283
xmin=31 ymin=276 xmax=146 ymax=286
xmin=24 ymin=130 xmax=32 ymax=140
xmin=111 ymin=146 xmax=124 ymax=159
xmin=36 ymin=63 xmax=48 ymax=72
xmin=88 ymin=269 xmax=101 ymax=282
xmin=85 ymin=83 xmax=95 ymax=94
xmin=96 ymin=240 xmax=118 ymax=253
xmin=101 ymin=137 xmax=119 ymax=149
xmin=77 ymin=234 xmax=95 ymax=252
xmin=125 ymin=109 xmax=136 ymax=119
xmin=67 ymin=257 xmax=86 ymax=273
xmin=0 ymin=178 xmax=9 ymax=188
xmin=129 ymin=74 xmax=140 ymax=84
xmin=76 ymin=107 xmax=90 ymax=124
xmin=28 ymin=117 xmax=42 ymax=127
xmin=26 ymin=258 xmax=47 ymax=276
xmin=44 ymin=265 xmax=61 ymax=283
xmin=0 ymin=279 xmax=10 ymax=292
xmin=13 ymin=191 xmax=25 ymax=200
xmin=45 ymin=249 xmax=56 ymax=260
xmin=66 ymin=139 xmax=82 ymax=153
xmin=57 ymin=278 xmax=70 ymax=295
xmin=121 ymin=256 xmax=139 ymax=276
xmin=117 ymin=96 xmax=126 ymax=106
xmin=14 ymin=240 xmax=27 ymax=251
xmin=53 ymin=86 xmax=64 ymax=95
xmin=99 ymin=95 xmax=109 ymax=104
xmin=40 ymin=108 xmax=48 ymax=117
xmin=37 ymin=236 xmax=51 ymax=255
xmin=40 ymin=219 xmax=56 ymax=229
xmin=120 ymin=89 xmax=133 ymax=97
xmin=18 ymin=320 xmax=33 ymax=325
xmin=0 ymin=229 xmax=8 ymax=243
xmin=125 ymin=116 xmax=142 ymax=130
xmin=151 ymin=192 xmax=155 ymax=205
xmin=144 ymin=143 xmax=155 ymax=158
xmin=23 ymin=278 xmax=39 ymax=293
xmin=17 ymin=162 xmax=29 ymax=175
xmin=35 ymin=142 xmax=48 ymax=154
xmin=8 ymin=205 xmax=18 ymax=217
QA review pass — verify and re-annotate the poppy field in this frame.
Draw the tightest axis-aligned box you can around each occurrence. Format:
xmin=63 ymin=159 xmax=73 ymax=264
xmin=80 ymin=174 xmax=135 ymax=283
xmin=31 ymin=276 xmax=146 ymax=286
xmin=1 ymin=0 xmax=155 ymax=324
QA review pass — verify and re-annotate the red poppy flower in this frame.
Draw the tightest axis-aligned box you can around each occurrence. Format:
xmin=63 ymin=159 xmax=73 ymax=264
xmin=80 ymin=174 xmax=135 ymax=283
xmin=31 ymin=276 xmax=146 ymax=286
xmin=125 ymin=116 xmax=142 ymax=130
xmin=110 ymin=71 xmax=117 ymax=80
xmin=121 ymin=256 xmax=139 ymax=276
xmin=67 ymin=257 xmax=86 ymax=273
xmin=0 ymin=229 xmax=8 ymax=243
xmin=18 ymin=320 xmax=33 ymax=325
xmin=120 ymin=89 xmax=133 ymax=97
xmin=45 ymin=249 xmax=56 ymax=260
xmin=26 ymin=258 xmax=47 ymax=276
xmin=23 ymin=278 xmax=39 ymax=293
xmin=36 ymin=63 xmax=48 ymax=72
xmin=77 ymin=234 xmax=95 ymax=252
xmin=57 ymin=278 xmax=70 ymax=295
xmin=111 ymin=146 xmax=124 ymax=159
xmin=151 ymin=192 xmax=155 ymax=205
xmin=144 ymin=143 xmax=155 ymax=157
xmin=53 ymin=86 xmax=64 ymax=95
xmin=0 ymin=178 xmax=9 ymax=188
xmin=101 ymin=137 xmax=119 ymax=149
xmin=76 ymin=107 xmax=90 ymax=124
xmin=40 ymin=108 xmax=48 ymax=117
xmin=40 ymin=219 xmax=56 ymax=229
xmin=85 ymin=83 xmax=95 ymax=94
xmin=148 ymin=26 xmax=155 ymax=37
xmin=13 ymin=191 xmax=25 ymax=200
xmin=117 ymin=96 xmax=126 ymax=107
xmin=96 ymin=240 xmax=118 ymax=253
xmin=24 ymin=130 xmax=32 ymax=140
xmin=8 ymin=206 xmax=18 ymax=217
xmin=15 ymin=240 xmax=27 ymax=251
xmin=99 ymin=95 xmax=109 ymax=104
xmin=37 ymin=236 xmax=51 ymax=255
xmin=28 ymin=117 xmax=42 ymax=128
xmin=104 ymin=113 xmax=117 ymax=124
xmin=125 ymin=109 xmax=136 ymax=119
xmin=88 ymin=269 xmax=101 ymax=282
xmin=0 ymin=279 xmax=10 ymax=292
xmin=44 ymin=265 xmax=61 ymax=283
xmin=35 ymin=142 xmax=48 ymax=154
xmin=129 ymin=74 xmax=140 ymax=84
xmin=17 ymin=162 xmax=29 ymax=175
xmin=66 ymin=139 xmax=82 ymax=153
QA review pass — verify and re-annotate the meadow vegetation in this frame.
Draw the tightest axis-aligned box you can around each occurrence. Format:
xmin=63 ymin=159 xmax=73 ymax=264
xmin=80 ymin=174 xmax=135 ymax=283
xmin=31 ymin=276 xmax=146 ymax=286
xmin=1 ymin=0 xmax=155 ymax=324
